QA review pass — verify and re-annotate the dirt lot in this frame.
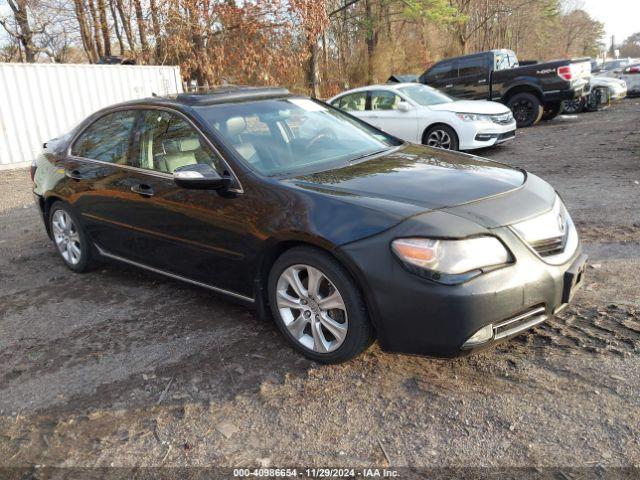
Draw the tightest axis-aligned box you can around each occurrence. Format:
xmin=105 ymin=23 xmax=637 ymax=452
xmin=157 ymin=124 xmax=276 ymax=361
xmin=1 ymin=100 xmax=639 ymax=474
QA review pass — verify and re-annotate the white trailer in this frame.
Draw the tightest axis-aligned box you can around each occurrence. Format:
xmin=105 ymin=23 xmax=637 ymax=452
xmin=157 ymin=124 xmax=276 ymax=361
xmin=0 ymin=63 xmax=183 ymax=169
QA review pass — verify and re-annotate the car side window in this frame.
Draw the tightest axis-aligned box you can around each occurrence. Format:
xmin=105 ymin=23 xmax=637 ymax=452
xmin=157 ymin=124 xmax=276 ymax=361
xmin=71 ymin=110 xmax=137 ymax=164
xmin=458 ymin=56 xmax=485 ymax=77
xmin=136 ymin=110 xmax=223 ymax=174
xmin=370 ymin=91 xmax=401 ymax=110
xmin=427 ymin=61 xmax=456 ymax=81
xmin=337 ymin=92 xmax=367 ymax=112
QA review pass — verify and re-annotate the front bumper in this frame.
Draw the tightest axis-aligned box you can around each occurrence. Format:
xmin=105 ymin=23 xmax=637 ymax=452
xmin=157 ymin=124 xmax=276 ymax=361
xmin=459 ymin=120 xmax=517 ymax=150
xmin=339 ymin=225 xmax=585 ymax=357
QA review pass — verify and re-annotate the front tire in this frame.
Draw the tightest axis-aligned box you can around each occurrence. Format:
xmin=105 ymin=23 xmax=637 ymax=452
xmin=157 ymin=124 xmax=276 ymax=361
xmin=268 ymin=246 xmax=373 ymax=363
xmin=507 ymin=92 xmax=543 ymax=127
xmin=49 ymin=202 xmax=95 ymax=273
xmin=423 ymin=124 xmax=459 ymax=151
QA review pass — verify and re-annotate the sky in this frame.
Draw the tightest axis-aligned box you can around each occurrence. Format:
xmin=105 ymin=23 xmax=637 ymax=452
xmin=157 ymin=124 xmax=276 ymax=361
xmin=581 ymin=0 xmax=640 ymax=45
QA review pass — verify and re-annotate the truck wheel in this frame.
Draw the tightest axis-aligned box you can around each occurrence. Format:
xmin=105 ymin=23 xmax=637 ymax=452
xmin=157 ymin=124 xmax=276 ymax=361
xmin=561 ymin=98 xmax=584 ymax=114
xmin=541 ymin=102 xmax=562 ymax=121
xmin=507 ymin=93 xmax=543 ymax=127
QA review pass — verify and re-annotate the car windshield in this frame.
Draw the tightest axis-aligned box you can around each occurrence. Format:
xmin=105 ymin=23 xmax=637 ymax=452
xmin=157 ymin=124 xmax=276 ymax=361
xmin=398 ymin=84 xmax=453 ymax=106
xmin=194 ymin=98 xmax=399 ymax=176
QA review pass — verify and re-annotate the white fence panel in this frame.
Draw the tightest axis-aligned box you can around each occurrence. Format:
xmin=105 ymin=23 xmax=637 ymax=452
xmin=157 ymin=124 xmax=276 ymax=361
xmin=0 ymin=63 xmax=183 ymax=168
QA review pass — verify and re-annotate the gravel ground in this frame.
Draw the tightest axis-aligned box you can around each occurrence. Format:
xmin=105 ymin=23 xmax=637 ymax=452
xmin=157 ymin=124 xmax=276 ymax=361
xmin=0 ymin=100 xmax=639 ymax=474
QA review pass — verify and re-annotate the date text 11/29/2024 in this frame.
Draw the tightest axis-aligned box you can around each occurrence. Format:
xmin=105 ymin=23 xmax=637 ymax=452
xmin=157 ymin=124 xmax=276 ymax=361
xmin=233 ymin=468 xmax=400 ymax=477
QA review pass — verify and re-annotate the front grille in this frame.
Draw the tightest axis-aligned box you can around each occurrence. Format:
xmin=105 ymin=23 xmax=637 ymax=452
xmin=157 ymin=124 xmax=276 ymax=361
xmin=530 ymin=232 xmax=567 ymax=257
xmin=491 ymin=112 xmax=514 ymax=124
xmin=494 ymin=305 xmax=547 ymax=340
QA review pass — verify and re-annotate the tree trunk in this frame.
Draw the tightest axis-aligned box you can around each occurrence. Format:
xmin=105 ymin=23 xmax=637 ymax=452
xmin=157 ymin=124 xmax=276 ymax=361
xmin=97 ymin=0 xmax=111 ymax=57
xmin=132 ymin=0 xmax=149 ymax=62
xmin=149 ymin=0 xmax=162 ymax=62
xmin=74 ymin=0 xmax=99 ymax=62
xmin=87 ymin=0 xmax=105 ymax=59
xmin=308 ymin=36 xmax=320 ymax=97
xmin=108 ymin=0 xmax=126 ymax=55
xmin=115 ymin=0 xmax=136 ymax=54
xmin=364 ymin=0 xmax=377 ymax=84
xmin=6 ymin=0 xmax=37 ymax=62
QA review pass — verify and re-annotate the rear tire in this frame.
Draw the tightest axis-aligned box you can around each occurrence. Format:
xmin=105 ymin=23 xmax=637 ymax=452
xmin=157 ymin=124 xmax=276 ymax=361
xmin=49 ymin=202 xmax=95 ymax=273
xmin=507 ymin=92 xmax=543 ymax=127
xmin=423 ymin=124 xmax=459 ymax=151
xmin=268 ymin=246 xmax=374 ymax=363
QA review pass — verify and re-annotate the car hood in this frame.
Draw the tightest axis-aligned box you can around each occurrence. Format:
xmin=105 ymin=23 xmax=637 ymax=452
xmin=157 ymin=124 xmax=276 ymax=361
xmin=591 ymin=76 xmax=626 ymax=87
xmin=429 ymin=100 xmax=510 ymax=115
xmin=286 ymin=144 xmax=525 ymax=215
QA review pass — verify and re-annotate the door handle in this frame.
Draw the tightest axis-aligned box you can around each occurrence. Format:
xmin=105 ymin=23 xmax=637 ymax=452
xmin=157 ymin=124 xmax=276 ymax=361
xmin=445 ymin=84 xmax=453 ymax=88
xmin=65 ymin=168 xmax=83 ymax=180
xmin=131 ymin=183 xmax=154 ymax=197
xmin=369 ymin=114 xmax=379 ymax=119
xmin=478 ymin=79 xmax=487 ymax=84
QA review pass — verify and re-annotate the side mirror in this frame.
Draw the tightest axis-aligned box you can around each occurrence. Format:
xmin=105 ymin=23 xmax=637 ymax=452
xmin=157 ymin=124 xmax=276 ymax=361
xmin=397 ymin=101 xmax=411 ymax=112
xmin=173 ymin=163 xmax=230 ymax=190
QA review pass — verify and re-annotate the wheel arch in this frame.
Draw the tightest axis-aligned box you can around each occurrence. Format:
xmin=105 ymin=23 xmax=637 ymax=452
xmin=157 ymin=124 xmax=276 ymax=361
xmin=503 ymin=84 xmax=543 ymax=103
xmin=421 ymin=122 xmax=460 ymax=145
xmin=255 ymin=238 xmax=379 ymax=333
xmin=41 ymin=194 xmax=67 ymax=239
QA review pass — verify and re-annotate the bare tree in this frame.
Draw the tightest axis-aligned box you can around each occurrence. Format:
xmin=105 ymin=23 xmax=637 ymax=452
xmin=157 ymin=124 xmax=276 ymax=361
xmin=1 ymin=0 xmax=38 ymax=61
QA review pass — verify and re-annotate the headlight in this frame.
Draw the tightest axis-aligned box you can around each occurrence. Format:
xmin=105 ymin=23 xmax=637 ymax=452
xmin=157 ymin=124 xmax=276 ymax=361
xmin=391 ymin=236 xmax=511 ymax=284
xmin=456 ymin=113 xmax=492 ymax=122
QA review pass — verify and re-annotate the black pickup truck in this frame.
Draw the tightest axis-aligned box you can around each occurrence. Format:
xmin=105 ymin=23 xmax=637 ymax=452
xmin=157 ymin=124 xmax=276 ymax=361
xmin=419 ymin=49 xmax=590 ymax=127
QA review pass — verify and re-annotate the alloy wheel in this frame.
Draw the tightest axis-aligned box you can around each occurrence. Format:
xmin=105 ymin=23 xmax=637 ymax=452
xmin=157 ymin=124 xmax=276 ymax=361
xmin=276 ymin=264 xmax=348 ymax=353
xmin=426 ymin=129 xmax=452 ymax=149
xmin=512 ymin=99 xmax=534 ymax=124
xmin=51 ymin=210 xmax=82 ymax=265
xmin=562 ymin=99 xmax=582 ymax=114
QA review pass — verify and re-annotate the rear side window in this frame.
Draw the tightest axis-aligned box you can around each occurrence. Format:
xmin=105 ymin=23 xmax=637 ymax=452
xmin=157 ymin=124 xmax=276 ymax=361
xmin=335 ymin=92 xmax=367 ymax=112
xmin=427 ymin=60 xmax=457 ymax=81
xmin=71 ymin=110 xmax=137 ymax=164
xmin=136 ymin=110 xmax=223 ymax=174
xmin=459 ymin=56 xmax=485 ymax=77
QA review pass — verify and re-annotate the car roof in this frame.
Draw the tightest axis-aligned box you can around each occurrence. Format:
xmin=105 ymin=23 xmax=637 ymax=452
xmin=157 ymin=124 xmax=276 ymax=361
xmin=108 ymin=86 xmax=293 ymax=110
xmin=332 ymin=83 xmax=423 ymax=97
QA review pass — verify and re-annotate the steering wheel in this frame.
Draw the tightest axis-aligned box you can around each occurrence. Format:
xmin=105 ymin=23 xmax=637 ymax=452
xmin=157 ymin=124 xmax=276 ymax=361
xmin=304 ymin=129 xmax=337 ymax=152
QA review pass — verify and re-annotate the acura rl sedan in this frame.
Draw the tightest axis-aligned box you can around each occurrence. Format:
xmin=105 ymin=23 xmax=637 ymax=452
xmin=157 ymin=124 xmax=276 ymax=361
xmin=328 ymin=83 xmax=516 ymax=151
xmin=32 ymin=87 xmax=586 ymax=363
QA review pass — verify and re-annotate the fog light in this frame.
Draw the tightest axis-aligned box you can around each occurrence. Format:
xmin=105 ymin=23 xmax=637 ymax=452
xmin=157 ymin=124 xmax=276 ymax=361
xmin=462 ymin=324 xmax=494 ymax=348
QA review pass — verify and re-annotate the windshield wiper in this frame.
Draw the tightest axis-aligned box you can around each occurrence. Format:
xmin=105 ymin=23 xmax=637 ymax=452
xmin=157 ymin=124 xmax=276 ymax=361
xmin=348 ymin=147 xmax=392 ymax=163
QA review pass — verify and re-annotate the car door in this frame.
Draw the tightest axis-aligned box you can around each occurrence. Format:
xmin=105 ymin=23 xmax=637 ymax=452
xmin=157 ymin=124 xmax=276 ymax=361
xmin=367 ymin=90 xmax=418 ymax=142
xmin=451 ymin=55 xmax=490 ymax=99
xmin=121 ymin=108 xmax=253 ymax=297
xmin=66 ymin=109 xmax=144 ymax=260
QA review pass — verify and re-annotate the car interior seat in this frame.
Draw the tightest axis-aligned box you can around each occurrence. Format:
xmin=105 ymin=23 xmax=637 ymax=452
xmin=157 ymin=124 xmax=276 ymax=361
xmin=156 ymin=137 xmax=200 ymax=173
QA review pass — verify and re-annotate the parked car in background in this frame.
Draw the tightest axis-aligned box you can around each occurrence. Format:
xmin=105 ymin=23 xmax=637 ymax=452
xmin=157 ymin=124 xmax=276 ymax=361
xmin=328 ymin=83 xmax=515 ymax=151
xmin=562 ymin=76 xmax=627 ymax=114
xmin=618 ymin=64 xmax=640 ymax=96
xmin=32 ymin=86 xmax=586 ymax=363
xmin=419 ymin=49 xmax=590 ymax=127
xmin=597 ymin=58 xmax=638 ymax=75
